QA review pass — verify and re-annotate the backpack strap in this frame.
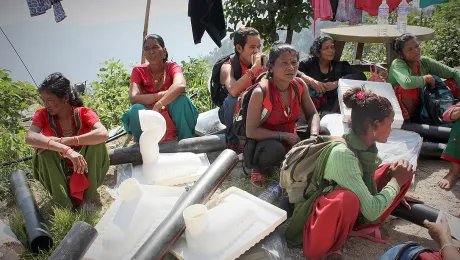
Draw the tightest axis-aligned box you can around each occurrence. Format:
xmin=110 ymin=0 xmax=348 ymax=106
xmin=292 ymin=78 xmax=304 ymax=104
xmin=230 ymin=54 xmax=242 ymax=80
xmin=259 ymin=80 xmax=272 ymax=125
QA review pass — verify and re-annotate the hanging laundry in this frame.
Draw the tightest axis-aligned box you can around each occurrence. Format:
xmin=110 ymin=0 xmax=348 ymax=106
xmin=330 ymin=0 xmax=339 ymax=20
xmin=355 ymin=0 xmax=407 ymax=16
xmin=419 ymin=0 xmax=448 ymax=8
xmin=336 ymin=0 xmax=363 ymax=25
xmin=188 ymin=0 xmax=226 ymax=47
xmin=26 ymin=0 xmax=66 ymax=23
xmin=312 ymin=0 xmax=334 ymax=36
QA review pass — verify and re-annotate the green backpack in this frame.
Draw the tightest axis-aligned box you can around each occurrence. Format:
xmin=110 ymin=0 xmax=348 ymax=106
xmin=280 ymin=135 xmax=346 ymax=203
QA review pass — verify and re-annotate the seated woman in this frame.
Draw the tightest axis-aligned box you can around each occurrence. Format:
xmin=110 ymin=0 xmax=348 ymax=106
xmin=298 ymin=34 xmax=366 ymax=113
xmin=245 ymin=42 xmax=320 ymax=188
xmin=439 ymin=104 xmax=460 ymax=190
xmin=26 ymin=72 xmax=110 ymax=209
xmin=121 ymin=34 xmax=198 ymax=143
xmin=388 ymin=33 xmax=460 ymax=122
xmin=285 ymin=88 xmax=415 ymax=259
xmin=381 ymin=213 xmax=460 ymax=260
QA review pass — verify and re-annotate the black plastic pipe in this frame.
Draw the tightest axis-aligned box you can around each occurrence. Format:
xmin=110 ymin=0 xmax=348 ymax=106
xmin=391 ymin=202 xmax=439 ymax=227
xmin=109 ymin=134 xmax=227 ymax=165
xmin=49 ymin=221 xmax=97 ymax=260
xmin=419 ymin=142 xmax=447 ymax=158
xmin=9 ymin=170 xmax=53 ymax=253
xmin=132 ymin=149 xmax=239 ymax=260
xmin=401 ymin=123 xmax=450 ymax=141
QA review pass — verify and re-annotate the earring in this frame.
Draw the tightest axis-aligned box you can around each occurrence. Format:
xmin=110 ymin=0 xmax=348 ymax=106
xmin=373 ymin=131 xmax=377 ymax=137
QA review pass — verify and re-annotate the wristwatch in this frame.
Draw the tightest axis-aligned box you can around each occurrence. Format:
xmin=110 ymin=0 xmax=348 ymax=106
xmin=158 ymin=101 xmax=165 ymax=110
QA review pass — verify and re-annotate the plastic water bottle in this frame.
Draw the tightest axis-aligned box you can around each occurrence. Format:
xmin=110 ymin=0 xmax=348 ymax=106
xmin=258 ymin=184 xmax=282 ymax=204
xmin=377 ymin=0 xmax=390 ymax=36
xmin=397 ymin=0 xmax=409 ymax=33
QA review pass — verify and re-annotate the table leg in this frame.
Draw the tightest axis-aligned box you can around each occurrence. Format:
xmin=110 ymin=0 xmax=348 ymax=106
xmin=386 ymin=43 xmax=398 ymax=69
xmin=353 ymin=43 xmax=364 ymax=64
xmin=334 ymin=40 xmax=345 ymax=61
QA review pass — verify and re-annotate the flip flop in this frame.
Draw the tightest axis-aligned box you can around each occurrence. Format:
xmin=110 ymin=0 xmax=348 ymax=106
xmin=349 ymin=227 xmax=389 ymax=244
xmin=251 ymin=171 xmax=266 ymax=188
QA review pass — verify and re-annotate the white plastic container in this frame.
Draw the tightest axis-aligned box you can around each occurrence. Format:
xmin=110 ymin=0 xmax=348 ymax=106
xmin=138 ymin=110 xmax=202 ymax=184
xmin=171 ymin=187 xmax=287 ymax=260
xmin=83 ymin=180 xmax=186 ymax=260
xmin=338 ymin=79 xmax=404 ymax=129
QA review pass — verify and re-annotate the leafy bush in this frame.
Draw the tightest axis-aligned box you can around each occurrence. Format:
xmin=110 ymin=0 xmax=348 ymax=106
xmin=0 ymin=69 xmax=37 ymax=185
xmin=409 ymin=0 xmax=460 ymax=67
xmin=85 ymin=59 xmax=131 ymax=130
xmin=181 ymin=57 xmax=213 ymax=112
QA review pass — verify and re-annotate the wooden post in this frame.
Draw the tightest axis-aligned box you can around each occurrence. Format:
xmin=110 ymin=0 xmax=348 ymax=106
xmin=141 ymin=0 xmax=152 ymax=64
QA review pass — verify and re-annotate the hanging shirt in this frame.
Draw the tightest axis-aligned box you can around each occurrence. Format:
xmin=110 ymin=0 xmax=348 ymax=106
xmin=312 ymin=0 xmax=334 ymax=36
xmin=26 ymin=0 xmax=66 ymax=22
xmin=420 ymin=0 xmax=448 ymax=8
xmin=188 ymin=0 xmax=226 ymax=47
xmin=355 ymin=0 xmax=403 ymax=16
xmin=336 ymin=0 xmax=363 ymax=25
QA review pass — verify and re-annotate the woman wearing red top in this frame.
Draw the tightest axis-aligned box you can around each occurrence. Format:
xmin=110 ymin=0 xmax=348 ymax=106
xmin=245 ymin=43 xmax=321 ymax=187
xmin=26 ymin=73 xmax=109 ymax=209
xmin=121 ymin=34 xmax=198 ymax=143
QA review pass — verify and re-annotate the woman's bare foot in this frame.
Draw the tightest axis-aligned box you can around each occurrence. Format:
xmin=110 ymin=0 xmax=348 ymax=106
xmin=438 ymin=163 xmax=460 ymax=190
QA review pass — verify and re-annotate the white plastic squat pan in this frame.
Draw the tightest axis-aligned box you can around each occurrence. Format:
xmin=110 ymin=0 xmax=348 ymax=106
xmin=132 ymin=153 xmax=211 ymax=186
xmin=83 ymin=185 xmax=185 ymax=260
xmin=170 ymin=186 xmax=287 ymax=260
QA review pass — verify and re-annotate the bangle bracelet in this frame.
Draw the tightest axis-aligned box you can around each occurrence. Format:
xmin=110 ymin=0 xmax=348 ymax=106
xmin=46 ymin=139 xmax=52 ymax=150
xmin=246 ymin=69 xmax=255 ymax=80
xmin=59 ymin=137 xmax=63 ymax=143
xmin=76 ymin=136 xmax=80 ymax=146
xmin=440 ymin=243 xmax=455 ymax=254
xmin=278 ymin=131 xmax=282 ymax=141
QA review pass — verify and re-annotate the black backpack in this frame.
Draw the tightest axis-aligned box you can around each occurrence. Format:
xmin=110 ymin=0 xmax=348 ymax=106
xmin=419 ymin=75 xmax=456 ymax=126
xmin=209 ymin=54 xmax=242 ymax=107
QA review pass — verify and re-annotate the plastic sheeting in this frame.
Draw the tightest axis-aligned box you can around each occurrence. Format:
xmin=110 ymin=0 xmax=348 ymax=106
xmin=321 ymin=114 xmax=423 ymax=169
xmin=195 ymin=108 xmax=226 ymax=136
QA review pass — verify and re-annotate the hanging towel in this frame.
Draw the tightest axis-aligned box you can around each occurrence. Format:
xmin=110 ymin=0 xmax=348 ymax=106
xmin=26 ymin=0 xmax=66 ymax=23
xmin=355 ymin=0 xmax=403 ymax=16
xmin=313 ymin=0 xmax=334 ymax=36
xmin=336 ymin=0 xmax=362 ymax=25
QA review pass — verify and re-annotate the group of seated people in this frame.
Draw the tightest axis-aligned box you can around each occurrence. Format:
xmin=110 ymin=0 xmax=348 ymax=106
xmin=24 ymin=26 xmax=460 ymax=259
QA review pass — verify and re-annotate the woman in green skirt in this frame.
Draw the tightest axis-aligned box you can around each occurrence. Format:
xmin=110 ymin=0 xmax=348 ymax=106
xmin=26 ymin=72 xmax=109 ymax=209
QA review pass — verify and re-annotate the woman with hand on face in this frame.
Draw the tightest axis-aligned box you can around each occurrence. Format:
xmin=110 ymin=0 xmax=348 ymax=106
xmin=121 ymin=34 xmax=198 ymax=143
xmin=298 ymin=34 xmax=366 ymax=113
xmin=26 ymin=73 xmax=109 ymax=209
xmin=245 ymin=42 xmax=320 ymax=188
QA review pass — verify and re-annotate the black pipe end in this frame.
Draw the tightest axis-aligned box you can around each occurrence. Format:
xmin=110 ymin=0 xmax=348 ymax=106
xmin=31 ymin=235 xmax=53 ymax=254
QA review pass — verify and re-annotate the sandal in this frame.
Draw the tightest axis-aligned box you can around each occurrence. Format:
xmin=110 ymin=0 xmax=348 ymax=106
xmin=251 ymin=171 xmax=266 ymax=188
xmin=349 ymin=227 xmax=389 ymax=244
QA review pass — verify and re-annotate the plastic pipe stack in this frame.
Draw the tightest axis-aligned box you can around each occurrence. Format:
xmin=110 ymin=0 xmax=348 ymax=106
xmin=109 ymin=134 xmax=227 ymax=165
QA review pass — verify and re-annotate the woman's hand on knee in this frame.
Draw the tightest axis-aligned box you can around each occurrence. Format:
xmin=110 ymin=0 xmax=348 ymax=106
xmin=282 ymin=132 xmax=301 ymax=146
xmin=66 ymin=151 xmax=88 ymax=174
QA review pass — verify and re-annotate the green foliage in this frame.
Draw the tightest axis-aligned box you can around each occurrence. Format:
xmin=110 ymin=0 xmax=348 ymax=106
xmin=408 ymin=0 xmax=460 ymax=67
xmin=181 ymin=57 xmax=213 ymax=112
xmin=85 ymin=59 xmax=131 ymax=130
xmin=224 ymin=0 xmax=313 ymax=47
xmin=0 ymin=69 xmax=37 ymax=190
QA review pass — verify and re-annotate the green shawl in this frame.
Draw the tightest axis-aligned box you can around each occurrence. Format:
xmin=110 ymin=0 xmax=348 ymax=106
xmin=285 ymin=130 xmax=381 ymax=248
